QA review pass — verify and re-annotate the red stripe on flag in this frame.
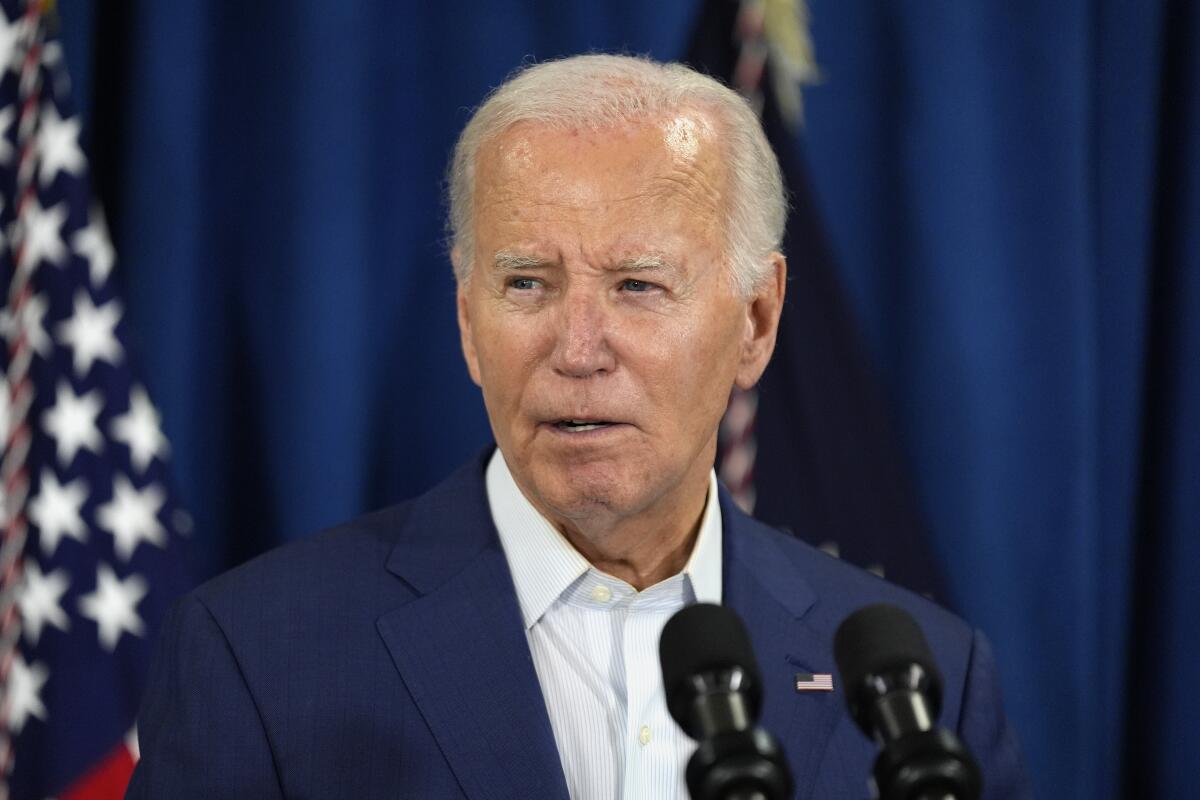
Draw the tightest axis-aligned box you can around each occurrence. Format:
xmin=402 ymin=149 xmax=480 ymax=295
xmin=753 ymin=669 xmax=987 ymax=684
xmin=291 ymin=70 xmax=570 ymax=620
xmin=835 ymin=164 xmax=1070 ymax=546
xmin=61 ymin=742 xmax=136 ymax=800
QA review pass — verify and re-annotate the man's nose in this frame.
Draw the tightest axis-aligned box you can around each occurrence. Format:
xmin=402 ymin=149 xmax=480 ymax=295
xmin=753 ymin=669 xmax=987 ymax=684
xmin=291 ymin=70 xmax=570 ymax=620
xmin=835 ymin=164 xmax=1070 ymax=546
xmin=551 ymin=289 xmax=616 ymax=378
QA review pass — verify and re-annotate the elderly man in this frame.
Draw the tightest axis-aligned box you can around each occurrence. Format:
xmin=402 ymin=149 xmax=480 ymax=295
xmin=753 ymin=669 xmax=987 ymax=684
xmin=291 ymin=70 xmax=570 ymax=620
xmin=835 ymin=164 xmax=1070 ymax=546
xmin=129 ymin=55 xmax=1029 ymax=799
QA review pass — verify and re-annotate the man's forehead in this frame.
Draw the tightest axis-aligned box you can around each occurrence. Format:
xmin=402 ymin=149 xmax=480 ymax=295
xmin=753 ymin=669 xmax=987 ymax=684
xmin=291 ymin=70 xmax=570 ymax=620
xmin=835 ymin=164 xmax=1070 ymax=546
xmin=479 ymin=111 xmax=721 ymax=176
xmin=473 ymin=113 xmax=728 ymax=223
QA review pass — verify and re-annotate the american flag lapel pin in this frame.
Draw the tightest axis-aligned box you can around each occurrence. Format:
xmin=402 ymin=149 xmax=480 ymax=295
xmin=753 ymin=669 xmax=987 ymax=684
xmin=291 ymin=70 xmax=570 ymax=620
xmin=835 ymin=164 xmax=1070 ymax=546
xmin=795 ymin=672 xmax=835 ymax=692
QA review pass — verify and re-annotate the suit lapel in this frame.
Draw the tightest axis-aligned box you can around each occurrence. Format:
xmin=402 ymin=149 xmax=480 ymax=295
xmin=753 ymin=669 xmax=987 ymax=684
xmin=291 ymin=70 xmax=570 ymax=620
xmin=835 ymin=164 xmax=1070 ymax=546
xmin=722 ymin=491 xmax=845 ymax=796
xmin=375 ymin=455 xmax=569 ymax=800
xmin=373 ymin=455 xmax=843 ymax=799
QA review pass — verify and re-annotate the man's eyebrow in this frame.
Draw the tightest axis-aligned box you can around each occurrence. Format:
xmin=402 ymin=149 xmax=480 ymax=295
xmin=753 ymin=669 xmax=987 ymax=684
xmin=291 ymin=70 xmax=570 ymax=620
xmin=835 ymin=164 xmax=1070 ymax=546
xmin=614 ymin=255 xmax=679 ymax=274
xmin=492 ymin=251 xmax=552 ymax=272
xmin=490 ymin=252 xmax=680 ymax=275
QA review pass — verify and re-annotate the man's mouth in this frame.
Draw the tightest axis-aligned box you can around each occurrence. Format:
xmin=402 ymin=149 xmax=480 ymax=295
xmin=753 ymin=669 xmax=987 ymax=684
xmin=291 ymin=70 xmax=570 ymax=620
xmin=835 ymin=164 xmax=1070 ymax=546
xmin=553 ymin=419 xmax=617 ymax=432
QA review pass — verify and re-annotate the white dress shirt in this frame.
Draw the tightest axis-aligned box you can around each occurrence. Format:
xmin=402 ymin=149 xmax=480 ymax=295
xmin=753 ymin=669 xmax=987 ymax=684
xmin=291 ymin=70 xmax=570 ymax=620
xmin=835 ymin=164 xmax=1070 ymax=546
xmin=486 ymin=450 xmax=723 ymax=800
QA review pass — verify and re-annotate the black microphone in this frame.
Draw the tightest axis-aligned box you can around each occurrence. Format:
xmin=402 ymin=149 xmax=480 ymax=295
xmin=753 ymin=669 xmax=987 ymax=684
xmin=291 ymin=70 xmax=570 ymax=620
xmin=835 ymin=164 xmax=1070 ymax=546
xmin=659 ymin=603 xmax=793 ymax=800
xmin=833 ymin=604 xmax=981 ymax=800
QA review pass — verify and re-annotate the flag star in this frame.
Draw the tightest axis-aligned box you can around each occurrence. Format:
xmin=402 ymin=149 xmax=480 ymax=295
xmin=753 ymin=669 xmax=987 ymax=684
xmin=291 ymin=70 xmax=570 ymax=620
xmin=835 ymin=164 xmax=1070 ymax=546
xmin=18 ymin=561 xmax=71 ymax=645
xmin=127 ymin=725 xmax=140 ymax=760
xmin=41 ymin=42 xmax=72 ymax=98
xmin=6 ymin=654 xmax=49 ymax=734
xmin=20 ymin=197 xmax=70 ymax=270
xmin=42 ymin=41 xmax=62 ymax=65
xmin=97 ymin=475 xmax=166 ymax=561
xmin=41 ymin=381 xmax=103 ymax=466
xmin=28 ymin=469 xmax=89 ymax=556
xmin=78 ymin=564 xmax=148 ymax=651
xmin=37 ymin=103 xmax=85 ymax=185
xmin=0 ymin=376 xmax=8 ymax=443
xmin=0 ymin=290 xmax=53 ymax=357
xmin=0 ymin=11 xmax=26 ymax=78
xmin=0 ymin=106 xmax=13 ymax=164
xmin=71 ymin=207 xmax=116 ymax=286
xmin=111 ymin=386 xmax=170 ymax=472
xmin=55 ymin=290 xmax=123 ymax=376
xmin=21 ymin=291 xmax=52 ymax=357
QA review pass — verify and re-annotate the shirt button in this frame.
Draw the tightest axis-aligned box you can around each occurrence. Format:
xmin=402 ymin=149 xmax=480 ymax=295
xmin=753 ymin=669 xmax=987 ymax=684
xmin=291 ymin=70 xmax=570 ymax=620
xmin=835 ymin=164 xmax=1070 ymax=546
xmin=591 ymin=585 xmax=612 ymax=603
xmin=638 ymin=725 xmax=652 ymax=746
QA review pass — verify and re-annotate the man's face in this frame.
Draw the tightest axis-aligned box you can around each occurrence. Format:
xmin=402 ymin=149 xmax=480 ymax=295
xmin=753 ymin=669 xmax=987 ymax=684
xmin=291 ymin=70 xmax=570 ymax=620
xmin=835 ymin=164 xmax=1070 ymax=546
xmin=457 ymin=112 xmax=783 ymax=534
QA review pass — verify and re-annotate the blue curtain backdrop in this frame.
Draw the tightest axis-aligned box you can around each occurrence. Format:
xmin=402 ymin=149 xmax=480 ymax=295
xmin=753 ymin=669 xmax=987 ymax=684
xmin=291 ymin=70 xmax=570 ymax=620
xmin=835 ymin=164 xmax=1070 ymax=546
xmin=55 ymin=2 xmax=1199 ymax=798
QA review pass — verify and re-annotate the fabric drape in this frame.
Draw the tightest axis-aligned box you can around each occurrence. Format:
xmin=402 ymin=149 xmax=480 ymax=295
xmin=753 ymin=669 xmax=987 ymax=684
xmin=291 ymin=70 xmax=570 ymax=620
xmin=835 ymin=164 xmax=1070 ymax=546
xmin=57 ymin=1 xmax=1199 ymax=797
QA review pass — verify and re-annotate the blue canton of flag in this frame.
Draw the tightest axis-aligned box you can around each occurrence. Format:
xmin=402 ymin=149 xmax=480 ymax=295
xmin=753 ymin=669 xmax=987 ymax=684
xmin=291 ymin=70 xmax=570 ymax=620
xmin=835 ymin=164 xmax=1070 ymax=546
xmin=0 ymin=2 xmax=192 ymax=798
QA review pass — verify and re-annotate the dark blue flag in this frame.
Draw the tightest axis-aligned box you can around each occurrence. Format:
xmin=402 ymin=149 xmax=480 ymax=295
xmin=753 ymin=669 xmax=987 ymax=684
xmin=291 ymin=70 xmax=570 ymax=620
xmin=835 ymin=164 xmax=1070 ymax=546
xmin=690 ymin=0 xmax=944 ymax=598
xmin=0 ymin=2 xmax=192 ymax=797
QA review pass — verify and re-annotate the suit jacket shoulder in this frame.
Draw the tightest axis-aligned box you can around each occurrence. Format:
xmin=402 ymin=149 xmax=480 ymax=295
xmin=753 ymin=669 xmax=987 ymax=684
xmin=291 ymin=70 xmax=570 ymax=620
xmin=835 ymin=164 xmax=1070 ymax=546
xmin=721 ymin=500 xmax=1030 ymax=799
xmin=129 ymin=455 xmax=532 ymax=799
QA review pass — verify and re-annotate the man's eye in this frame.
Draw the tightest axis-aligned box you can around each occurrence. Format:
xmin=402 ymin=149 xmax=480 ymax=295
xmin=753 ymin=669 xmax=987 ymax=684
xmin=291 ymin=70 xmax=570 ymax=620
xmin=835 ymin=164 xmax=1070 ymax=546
xmin=621 ymin=279 xmax=653 ymax=292
xmin=509 ymin=277 xmax=540 ymax=291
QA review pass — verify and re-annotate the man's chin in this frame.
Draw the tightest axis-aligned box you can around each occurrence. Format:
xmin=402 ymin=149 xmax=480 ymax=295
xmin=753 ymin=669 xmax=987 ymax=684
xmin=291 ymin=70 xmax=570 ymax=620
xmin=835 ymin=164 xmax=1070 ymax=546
xmin=524 ymin=464 xmax=643 ymax=523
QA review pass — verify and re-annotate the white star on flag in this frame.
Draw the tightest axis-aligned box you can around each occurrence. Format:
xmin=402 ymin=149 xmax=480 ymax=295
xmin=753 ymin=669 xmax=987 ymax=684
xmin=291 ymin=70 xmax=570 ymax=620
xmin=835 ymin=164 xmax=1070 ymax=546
xmin=78 ymin=564 xmax=148 ymax=652
xmin=111 ymin=385 xmax=170 ymax=472
xmin=5 ymin=654 xmax=49 ymax=734
xmin=28 ymin=469 xmax=89 ymax=556
xmin=0 ymin=10 xmax=25 ymax=78
xmin=71 ymin=207 xmax=116 ymax=286
xmin=96 ymin=475 xmax=166 ymax=561
xmin=0 ymin=106 xmax=12 ymax=164
xmin=16 ymin=292 xmax=51 ymax=357
xmin=41 ymin=380 xmax=103 ymax=465
xmin=55 ymin=290 xmax=123 ymax=376
xmin=18 ymin=561 xmax=70 ymax=645
xmin=0 ymin=374 xmax=9 ymax=444
xmin=0 ymin=291 xmax=52 ymax=358
xmin=20 ymin=197 xmax=69 ymax=269
xmin=37 ymin=102 xmax=85 ymax=186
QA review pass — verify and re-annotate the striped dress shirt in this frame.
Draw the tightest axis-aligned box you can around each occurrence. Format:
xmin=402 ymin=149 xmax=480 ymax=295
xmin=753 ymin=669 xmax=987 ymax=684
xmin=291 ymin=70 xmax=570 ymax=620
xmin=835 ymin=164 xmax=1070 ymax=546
xmin=486 ymin=450 xmax=723 ymax=800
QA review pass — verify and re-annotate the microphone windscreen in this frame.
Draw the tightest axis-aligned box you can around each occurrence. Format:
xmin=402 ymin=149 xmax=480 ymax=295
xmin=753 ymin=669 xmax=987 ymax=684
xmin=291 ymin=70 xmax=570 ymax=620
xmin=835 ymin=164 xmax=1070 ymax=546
xmin=833 ymin=604 xmax=943 ymax=708
xmin=659 ymin=603 xmax=762 ymax=727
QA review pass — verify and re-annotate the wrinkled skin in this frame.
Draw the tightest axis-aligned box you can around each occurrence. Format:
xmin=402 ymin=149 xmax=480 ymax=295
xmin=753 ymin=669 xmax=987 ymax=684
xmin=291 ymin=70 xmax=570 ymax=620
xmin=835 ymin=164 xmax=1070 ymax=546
xmin=456 ymin=112 xmax=785 ymax=589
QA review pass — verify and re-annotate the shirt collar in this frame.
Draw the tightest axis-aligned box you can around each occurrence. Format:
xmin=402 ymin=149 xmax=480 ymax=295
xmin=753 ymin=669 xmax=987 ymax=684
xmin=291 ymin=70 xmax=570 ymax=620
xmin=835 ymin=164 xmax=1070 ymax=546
xmin=486 ymin=448 xmax=723 ymax=630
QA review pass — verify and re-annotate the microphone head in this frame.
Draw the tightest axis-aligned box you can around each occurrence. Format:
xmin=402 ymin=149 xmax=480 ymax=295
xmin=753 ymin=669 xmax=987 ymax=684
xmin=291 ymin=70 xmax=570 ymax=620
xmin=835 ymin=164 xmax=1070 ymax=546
xmin=833 ymin=604 xmax=943 ymax=734
xmin=659 ymin=603 xmax=763 ymax=731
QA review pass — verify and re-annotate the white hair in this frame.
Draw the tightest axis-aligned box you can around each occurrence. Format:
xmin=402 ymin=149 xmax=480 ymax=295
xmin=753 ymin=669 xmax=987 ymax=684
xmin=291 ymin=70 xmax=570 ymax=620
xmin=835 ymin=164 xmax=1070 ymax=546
xmin=446 ymin=54 xmax=786 ymax=297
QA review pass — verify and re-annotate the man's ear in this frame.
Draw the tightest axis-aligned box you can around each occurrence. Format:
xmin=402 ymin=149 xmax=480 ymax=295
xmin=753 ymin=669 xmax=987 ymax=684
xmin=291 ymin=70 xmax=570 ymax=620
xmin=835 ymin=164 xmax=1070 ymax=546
xmin=734 ymin=252 xmax=787 ymax=390
xmin=454 ymin=253 xmax=483 ymax=387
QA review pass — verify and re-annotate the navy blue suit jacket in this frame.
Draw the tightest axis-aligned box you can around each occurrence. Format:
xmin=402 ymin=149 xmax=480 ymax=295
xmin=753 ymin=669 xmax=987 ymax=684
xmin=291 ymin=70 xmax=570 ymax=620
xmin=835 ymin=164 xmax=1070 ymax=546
xmin=128 ymin=451 xmax=1030 ymax=798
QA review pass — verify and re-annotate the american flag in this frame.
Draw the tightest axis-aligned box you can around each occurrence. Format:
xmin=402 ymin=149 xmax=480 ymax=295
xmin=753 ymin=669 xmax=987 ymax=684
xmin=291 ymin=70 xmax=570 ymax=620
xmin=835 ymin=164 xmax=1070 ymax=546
xmin=794 ymin=672 xmax=834 ymax=692
xmin=0 ymin=2 xmax=192 ymax=798
xmin=693 ymin=0 xmax=945 ymax=599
